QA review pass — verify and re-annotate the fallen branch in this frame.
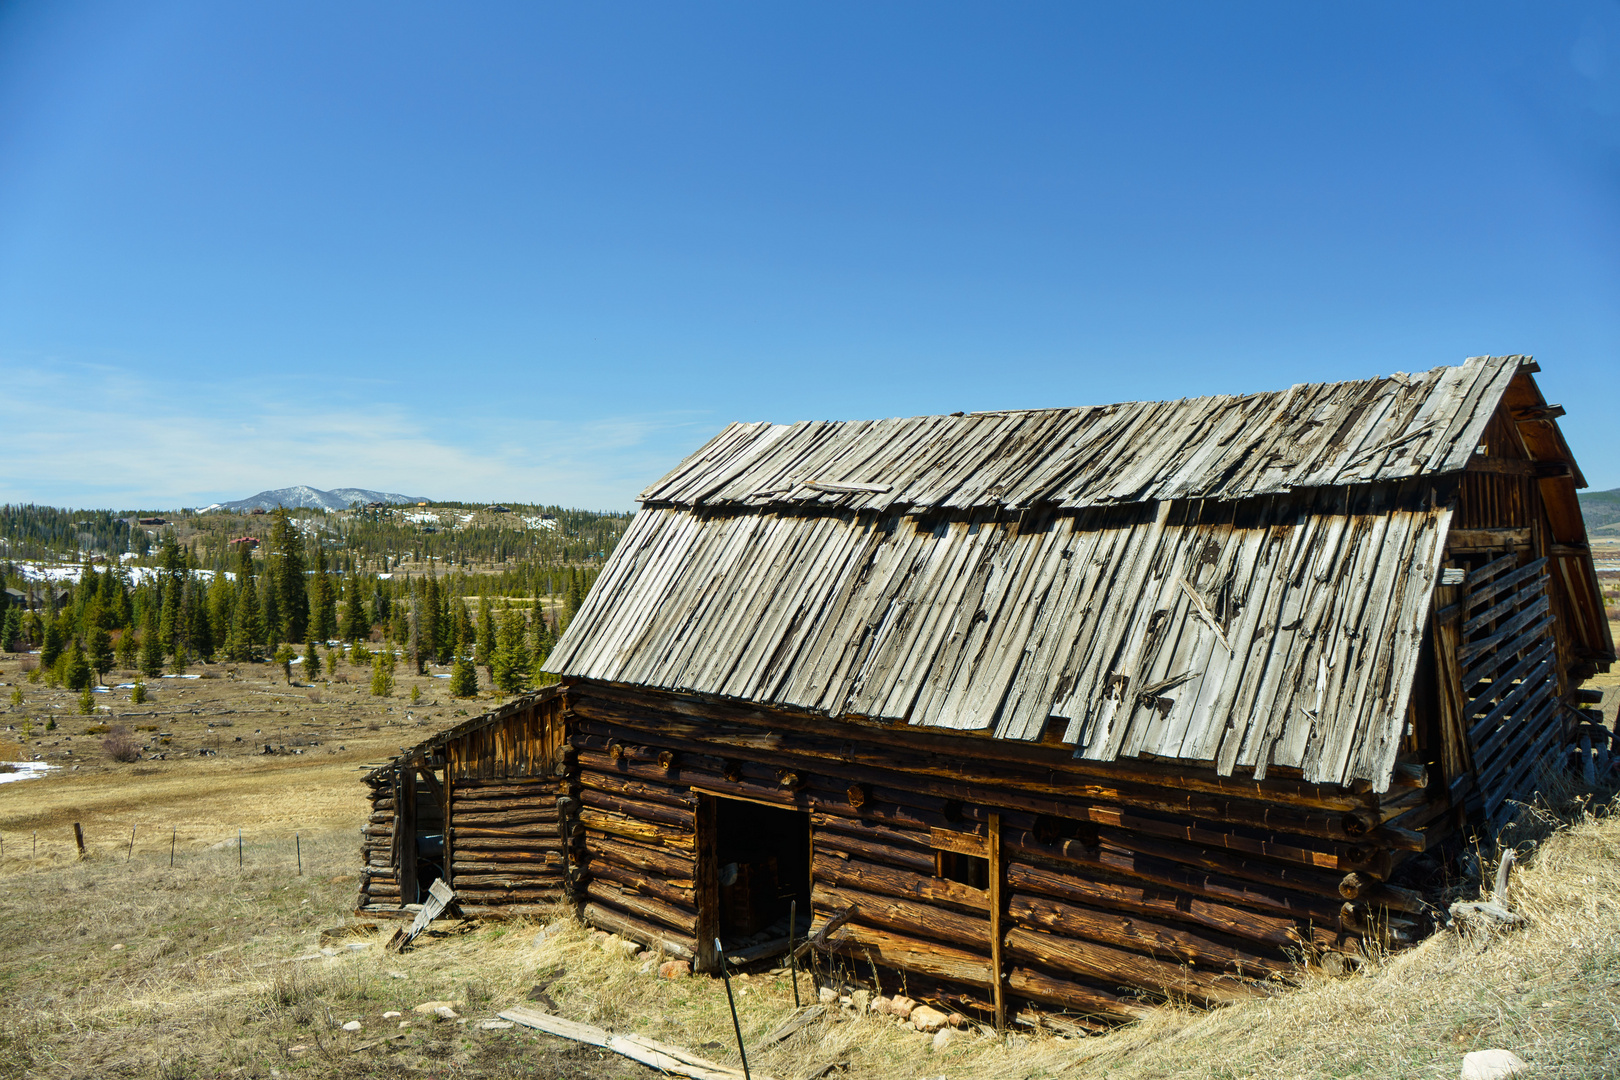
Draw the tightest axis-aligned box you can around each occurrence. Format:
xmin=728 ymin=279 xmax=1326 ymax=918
xmin=790 ymin=905 xmax=857 ymax=963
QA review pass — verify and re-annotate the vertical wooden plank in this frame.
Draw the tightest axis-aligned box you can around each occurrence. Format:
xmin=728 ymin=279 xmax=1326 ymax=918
xmin=443 ymin=745 xmax=456 ymax=888
xmin=399 ymin=765 xmax=418 ymax=906
xmin=694 ymin=794 xmax=720 ymax=975
xmin=989 ymin=811 xmax=1005 ymax=1030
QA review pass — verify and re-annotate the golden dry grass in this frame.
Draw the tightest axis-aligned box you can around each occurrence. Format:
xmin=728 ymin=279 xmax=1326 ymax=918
xmin=0 ymin=799 xmax=1616 ymax=1079
xmin=2 ymin=646 xmax=1618 ymax=1079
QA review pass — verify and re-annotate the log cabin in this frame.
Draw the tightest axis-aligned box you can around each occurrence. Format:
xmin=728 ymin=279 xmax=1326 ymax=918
xmin=359 ymin=354 xmax=1613 ymax=1028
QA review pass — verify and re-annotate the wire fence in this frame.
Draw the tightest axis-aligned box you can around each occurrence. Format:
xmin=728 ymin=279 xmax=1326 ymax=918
xmin=0 ymin=821 xmax=359 ymax=879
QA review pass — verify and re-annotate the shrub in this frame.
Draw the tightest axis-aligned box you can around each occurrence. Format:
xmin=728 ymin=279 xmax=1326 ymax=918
xmin=102 ymin=725 xmax=141 ymax=763
xmin=370 ymin=650 xmax=394 ymax=697
xmin=78 ymin=687 xmax=94 ymax=715
xmin=131 ymin=679 xmax=147 ymax=704
xmin=410 ymin=684 xmax=421 ymax=704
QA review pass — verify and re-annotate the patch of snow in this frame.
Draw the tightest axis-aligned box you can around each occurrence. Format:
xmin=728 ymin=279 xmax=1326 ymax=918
xmin=0 ymin=761 xmax=59 ymax=785
xmin=523 ymin=516 xmax=558 ymax=531
xmin=159 ymin=674 xmax=201 ymax=680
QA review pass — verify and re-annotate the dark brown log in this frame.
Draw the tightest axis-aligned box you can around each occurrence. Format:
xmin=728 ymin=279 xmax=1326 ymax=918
xmin=1006 ymin=861 xmax=1305 ymax=951
xmin=445 ymin=795 xmax=558 ymax=813
xmin=587 ymin=859 xmax=698 ymax=908
xmin=452 ymin=779 xmax=561 ymax=798
xmin=450 ymin=850 xmax=563 ymax=867
xmin=1009 ymin=834 xmax=1346 ymax=925
xmin=579 ymin=788 xmax=695 ymax=828
xmin=453 ymin=837 xmax=565 ymax=853
xmin=578 ymin=770 xmax=695 ymax=810
xmin=811 ymin=812 xmax=933 ymax=852
xmin=813 ymin=831 xmax=937 ymax=875
xmin=1003 ymin=927 xmax=1260 ymax=1004
xmin=571 ymin=688 xmax=1369 ymax=811
xmin=453 ymin=873 xmax=563 ymax=888
xmin=586 ymin=880 xmax=699 ymax=936
xmin=452 ymin=810 xmax=560 ymax=828
xmin=846 ymin=783 xmax=869 ymax=809
xmin=812 ymin=882 xmax=988 ymax=952
xmin=582 ymin=902 xmax=697 ymax=960
xmin=1007 ymin=892 xmax=1288 ymax=975
xmin=368 ymin=884 xmax=402 ymax=898
xmin=579 ymin=808 xmax=694 ymax=849
xmin=1006 ymin=967 xmax=1155 ymax=1021
xmin=451 ymin=825 xmax=560 ymax=839
xmin=819 ymin=923 xmax=993 ymax=988
xmin=453 ymin=887 xmax=564 ymax=902
xmin=587 ymin=834 xmax=695 ymax=880
xmin=457 ymin=903 xmax=561 ymax=917
xmin=810 ymin=852 xmax=990 ymax=914
xmin=657 ymin=749 xmax=678 ymax=771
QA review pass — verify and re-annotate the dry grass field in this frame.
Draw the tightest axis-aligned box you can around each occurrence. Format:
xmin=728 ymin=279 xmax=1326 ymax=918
xmin=1 ymin=638 xmax=1618 ymax=1080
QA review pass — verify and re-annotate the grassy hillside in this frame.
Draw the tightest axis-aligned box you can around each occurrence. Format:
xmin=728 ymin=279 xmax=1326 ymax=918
xmin=1581 ymin=488 xmax=1620 ymax=536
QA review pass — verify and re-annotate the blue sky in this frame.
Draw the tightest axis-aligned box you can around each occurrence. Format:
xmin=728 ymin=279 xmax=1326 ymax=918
xmin=1 ymin=3 xmax=1617 ymax=510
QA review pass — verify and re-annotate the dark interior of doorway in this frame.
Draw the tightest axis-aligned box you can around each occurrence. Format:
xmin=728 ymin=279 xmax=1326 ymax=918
xmin=714 ymin=797 xmax=812 ymax=948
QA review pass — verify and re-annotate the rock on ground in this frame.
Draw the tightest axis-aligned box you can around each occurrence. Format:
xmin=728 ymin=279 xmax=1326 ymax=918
xmin=658 ymin=960 xmax=690 ymax=979
xmin=887 ymin=995 xmax=916 ymax=1019
xmin=413 ymin=1000 xmax=458 ymax=1014
xmin=911 ymin=1005 xmax=949 ymax=1033
xmin=341 ymin=1020 xmax=361 ymax=1032
xmin=1461 ymin=1049 xmax=1527 ymax=1080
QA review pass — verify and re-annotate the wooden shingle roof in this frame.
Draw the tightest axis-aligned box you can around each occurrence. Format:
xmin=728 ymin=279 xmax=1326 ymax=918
xmin=547 ymin=356 xmax=1543 ymax=791
xmin=641 ymin=355 xmax=1524 ymax=513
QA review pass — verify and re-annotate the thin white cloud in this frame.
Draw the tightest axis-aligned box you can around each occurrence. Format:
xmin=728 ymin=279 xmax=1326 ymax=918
xmin=0 ymin=360 xmax=714 ymax=510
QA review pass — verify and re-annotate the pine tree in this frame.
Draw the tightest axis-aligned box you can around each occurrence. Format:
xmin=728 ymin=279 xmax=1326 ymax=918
xmin=449 ymin=656 xmax=478 ymax=697
xmin=63 ymin=641 xmax=91 ymax=691
xmin=492 ymin=603 xmax=531 ymax=695
xmin=565 ymin=567 xmax=586 ymax=625
xmin=476 ymin=596 xmax=494 ymax=681
xmin=115 ymin=626 xmax=138 ymax=670
xmin=342 ymin=574 xmax=367 ymax=641
xmin=140 ymin=609 xmax=163 ymax=678
xmin=158 ymin=580 xmax=180 ymax=660
xmin=275 ymin=643 xmax=295 ymax=684
xmin=304 ymin=635 xmax=321 ymax=681
xmin=0 ymin=608 xmax=20 ymax=652
xmin=40 ymin=616 xmax=64 ymax=670
xmin=87 ymin=626 xmax=113 ymax=684
xmin=260 ymin=572 xmax=280 ymax=651
xmin=370 ymin=649 xmax=395 ymax=697
xmin=268 ymin=509 xmax=309 ymax=643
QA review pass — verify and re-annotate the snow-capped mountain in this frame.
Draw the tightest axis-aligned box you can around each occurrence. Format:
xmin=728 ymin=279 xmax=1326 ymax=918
xmin=203 ymin=486 xmax=430 ymax=513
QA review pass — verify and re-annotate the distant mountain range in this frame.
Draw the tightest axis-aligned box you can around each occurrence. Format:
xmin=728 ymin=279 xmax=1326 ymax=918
xmin=1580 ymin=488 xmax=1620 ymax=537
xmin=200 ymin=486 xmax=430 ymax=513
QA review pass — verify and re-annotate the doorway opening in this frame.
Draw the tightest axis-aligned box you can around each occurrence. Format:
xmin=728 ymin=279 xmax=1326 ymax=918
xmin=709 ymin=796 xmax=811 ymax=951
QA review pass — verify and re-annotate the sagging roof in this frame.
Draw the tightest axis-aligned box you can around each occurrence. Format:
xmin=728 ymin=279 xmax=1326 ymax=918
xmin=545 ymin=355 xmax=1555 ymax=791
xmin=641 ymin=354 xmax=1524 ymax=513
xmin=361 ymin=685 xmax=561 ymax=782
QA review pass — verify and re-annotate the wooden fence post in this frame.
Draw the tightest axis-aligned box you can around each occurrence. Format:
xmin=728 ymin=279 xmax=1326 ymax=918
xmin=73 ymin=822 xmax=86 ymax=859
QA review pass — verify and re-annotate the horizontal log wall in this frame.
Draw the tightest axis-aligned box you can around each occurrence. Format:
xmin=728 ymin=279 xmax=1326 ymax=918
xmin=447 ymin=705 xmax=572 ymax=909
xmin=568 ymin=681 xmax=1435 ymax=1022
xmin=358 ymin=777 xmax=399 ymax=910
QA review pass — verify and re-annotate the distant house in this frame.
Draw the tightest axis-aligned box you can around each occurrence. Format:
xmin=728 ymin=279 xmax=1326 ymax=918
xmin=365 ymin=502 xmax=389 ymax=510
xmin=137 ymin=517 xmax=167 ymax=526
xmin=4 ymin=586 xmax=70 ymax=611
xmin=250 ymin=508 xmax=268 ymax=516
xmin=417 ymin=501 xmax=430 ymax=507
xmin=228 ymin=536 xmax=260 ymax=550
xmin=487 ymin=505 xmax=510 ymax=513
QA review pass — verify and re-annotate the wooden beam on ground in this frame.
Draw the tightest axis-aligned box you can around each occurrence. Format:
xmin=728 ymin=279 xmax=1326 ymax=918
xmin=499 ymin=1006 xmax=777 ymax=1080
